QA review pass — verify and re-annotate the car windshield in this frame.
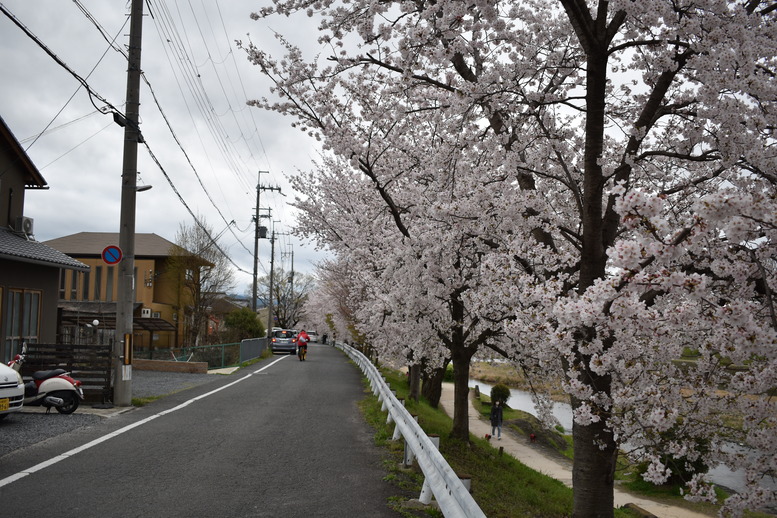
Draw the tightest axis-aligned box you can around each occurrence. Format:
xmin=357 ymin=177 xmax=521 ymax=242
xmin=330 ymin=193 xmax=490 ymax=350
xmin=273 ymin=330 xmax=294 ymax=338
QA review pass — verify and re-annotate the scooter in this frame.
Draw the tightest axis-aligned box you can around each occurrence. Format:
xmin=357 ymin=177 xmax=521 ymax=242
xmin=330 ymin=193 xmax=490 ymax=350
xmin=7 ymin=344 xmax=84 ymax=414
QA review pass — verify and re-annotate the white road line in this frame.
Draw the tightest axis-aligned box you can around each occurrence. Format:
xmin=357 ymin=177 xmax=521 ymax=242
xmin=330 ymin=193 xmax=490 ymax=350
xmin=0 ymin=355 xmax=287 ymax=488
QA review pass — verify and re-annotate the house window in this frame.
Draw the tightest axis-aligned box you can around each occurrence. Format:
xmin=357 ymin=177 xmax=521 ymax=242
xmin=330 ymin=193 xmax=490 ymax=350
xmin=59 ymin=270 xmax=66 ymax=299
xmin=94 ymin=266 xmax=102 ymax=300
xmin=3 ymin=289 xmax=40 ymax=363
xmin=82 ymin=271 xmax=90 ymax=301
xmin=70 ymin=270 xmax=77 ymax=300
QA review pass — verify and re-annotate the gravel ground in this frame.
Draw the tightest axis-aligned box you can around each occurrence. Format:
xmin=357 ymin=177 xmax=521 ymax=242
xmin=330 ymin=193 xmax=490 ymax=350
xmin=0 ymin=370 xmax=220 ymax=460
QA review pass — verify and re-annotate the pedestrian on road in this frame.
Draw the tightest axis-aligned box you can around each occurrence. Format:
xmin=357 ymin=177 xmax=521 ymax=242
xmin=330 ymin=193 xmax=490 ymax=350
xmin=490 ymin=400 xmax=504 ymax=440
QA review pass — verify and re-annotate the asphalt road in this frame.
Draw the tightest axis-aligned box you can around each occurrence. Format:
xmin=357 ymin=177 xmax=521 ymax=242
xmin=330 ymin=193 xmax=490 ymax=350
xmin=0 ymin=344 xmax=402 ymax=517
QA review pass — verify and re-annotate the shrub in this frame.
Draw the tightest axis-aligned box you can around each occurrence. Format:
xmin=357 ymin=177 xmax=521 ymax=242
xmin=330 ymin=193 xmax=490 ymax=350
xmin=491 ymin=383 xmax=511 ymax=405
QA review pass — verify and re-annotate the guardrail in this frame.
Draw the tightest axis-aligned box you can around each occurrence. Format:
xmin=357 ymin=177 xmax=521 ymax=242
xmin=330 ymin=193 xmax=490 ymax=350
xmin=336 ymin=342 xmax=486 ymax=518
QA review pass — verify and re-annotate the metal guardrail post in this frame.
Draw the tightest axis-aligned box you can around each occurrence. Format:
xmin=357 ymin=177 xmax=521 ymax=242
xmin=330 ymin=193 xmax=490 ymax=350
xmin=419 ymin=435 xmax=441 ymax=504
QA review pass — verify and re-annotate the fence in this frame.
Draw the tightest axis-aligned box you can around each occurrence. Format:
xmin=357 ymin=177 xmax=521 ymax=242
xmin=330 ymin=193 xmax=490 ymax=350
xmin=19 ymin=343 xmax=112 ymax=403
xmin=134 ymin=338 xmax=267 ymax=369
xmin=239 ymin=337 xmax=267 ymax=364
xmin=336 ymin=342 xmax=486 ymax=518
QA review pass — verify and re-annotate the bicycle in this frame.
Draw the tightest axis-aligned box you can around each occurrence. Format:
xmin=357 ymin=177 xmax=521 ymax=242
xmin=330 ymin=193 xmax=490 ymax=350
xmin=297 ymin=343 xmax=307 ymax=361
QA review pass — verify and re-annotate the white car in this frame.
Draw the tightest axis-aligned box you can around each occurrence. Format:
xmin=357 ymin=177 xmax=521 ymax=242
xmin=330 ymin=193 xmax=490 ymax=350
xmin=0 ymin=361 xmax=24 ymax=420
xmin=307 ymin=331 xmax=319 ymax=343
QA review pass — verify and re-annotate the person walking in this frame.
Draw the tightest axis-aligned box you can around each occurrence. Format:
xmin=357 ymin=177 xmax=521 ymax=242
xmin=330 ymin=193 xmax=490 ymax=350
xmin=490 ymin=400 xmax=504 ymax=440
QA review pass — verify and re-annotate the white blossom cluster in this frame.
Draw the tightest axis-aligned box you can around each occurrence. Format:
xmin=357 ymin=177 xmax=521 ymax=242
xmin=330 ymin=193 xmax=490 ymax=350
xmin=247 ymin=0 xmax=777 ymax=515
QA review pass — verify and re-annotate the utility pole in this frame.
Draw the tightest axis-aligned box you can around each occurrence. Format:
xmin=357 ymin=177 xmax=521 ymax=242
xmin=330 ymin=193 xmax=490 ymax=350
xmin=290 ymin=247 xmax=294 ymax=310
xmin=283 ymin=247 xmax=295 ymax=324
xmin=267 ymin=227 xmax=277 ymax=334
xmin=114 ymin=0 xmax=144 ymax=406
xmin=252 ymin=180 xmax=281 ymax=312
xmin=251 ymin=171 xmax=268 ymax=312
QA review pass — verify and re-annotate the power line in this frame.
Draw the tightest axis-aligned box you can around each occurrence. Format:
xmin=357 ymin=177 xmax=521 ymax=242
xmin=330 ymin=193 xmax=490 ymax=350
xmin=0 ymin=3 xmax=125 ymax=121
xmin=70 ymin=0 xmax=255 ymax=257
xmin=142 ymin=141 xmax=252 ymax=274
xmin=1 ymin=2 xmax=253 ymax=275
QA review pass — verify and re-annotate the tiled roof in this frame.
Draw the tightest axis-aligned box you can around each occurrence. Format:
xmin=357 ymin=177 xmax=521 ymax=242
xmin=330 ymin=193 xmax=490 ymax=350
xmin=44 ymin=232 xmax=181 ymax=258
xmin=0 ymin=228 xmax=89 ymax=271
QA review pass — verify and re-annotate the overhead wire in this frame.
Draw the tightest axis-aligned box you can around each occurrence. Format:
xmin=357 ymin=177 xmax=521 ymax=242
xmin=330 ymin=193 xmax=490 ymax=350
xmin=150 ymin=0 xmax=254 ymax=190
xmin=23 ymin=11 xmax=126 ymax=152
xmin=71 ymin=0 xmax=256 ymax=257
xmin=4 ymin=1 xmax=295 ymax=278
xmin=142 ymin=141 xmax=252 ymax=274
xmin=18 ymin=108 xmax=109 ymax=144
xmin=0 ymin=2 xmax=254 ymax=274
xmin=0 ymin=3 xmax=123 ymax=123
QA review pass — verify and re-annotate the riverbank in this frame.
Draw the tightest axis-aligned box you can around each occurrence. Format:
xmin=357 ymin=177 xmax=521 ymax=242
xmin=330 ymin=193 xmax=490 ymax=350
xmin=440 ymin=382 xmax=716 ymax=518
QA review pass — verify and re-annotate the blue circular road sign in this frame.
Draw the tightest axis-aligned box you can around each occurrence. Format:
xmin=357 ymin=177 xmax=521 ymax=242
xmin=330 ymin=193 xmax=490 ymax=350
xmin=102 ymin=245 xmax=123 ymax=265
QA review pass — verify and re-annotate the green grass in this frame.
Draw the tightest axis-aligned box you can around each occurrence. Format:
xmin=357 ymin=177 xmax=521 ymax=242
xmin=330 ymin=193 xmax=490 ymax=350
xmin=359 ymin=368 xmax=641 ymax=518
xmin=131 ymin=395 xmax=162 ymax=407
xmin=238 ymin=348 xmax=273 ymax=368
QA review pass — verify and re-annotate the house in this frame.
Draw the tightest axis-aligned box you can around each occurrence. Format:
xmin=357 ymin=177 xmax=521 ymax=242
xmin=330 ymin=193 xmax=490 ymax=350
xmin=43 ymin=232 xmax=206 ymax=353
xmin=0 ymin=115 xmax=89 ymax=363
xmin=205 ymin=294 xmax=243 ymax=336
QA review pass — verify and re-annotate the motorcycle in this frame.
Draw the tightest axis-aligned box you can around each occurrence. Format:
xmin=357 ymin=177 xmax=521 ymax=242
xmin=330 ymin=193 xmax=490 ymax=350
xmin=7 ymin=344 xmax=84 ymax=414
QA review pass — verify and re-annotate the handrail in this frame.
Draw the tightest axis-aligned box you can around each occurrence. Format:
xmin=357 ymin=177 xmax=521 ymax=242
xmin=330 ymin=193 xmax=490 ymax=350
xmin=336 ymin=342 xmax=486 ymax=518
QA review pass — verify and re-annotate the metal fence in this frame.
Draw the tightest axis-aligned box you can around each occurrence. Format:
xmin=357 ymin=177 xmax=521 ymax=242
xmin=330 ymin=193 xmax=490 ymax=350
xmin=134 ymin=338 xmax=268 ymax=369
xmin=336 ymin=342 xmax=486 ymax=518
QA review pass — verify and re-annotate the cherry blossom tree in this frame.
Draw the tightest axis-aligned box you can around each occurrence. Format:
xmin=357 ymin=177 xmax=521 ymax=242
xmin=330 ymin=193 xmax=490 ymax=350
xmin=246 ymin=0 xmax=777 ymax=515
xmin=279 ymin=105 xmax=507 ymax=438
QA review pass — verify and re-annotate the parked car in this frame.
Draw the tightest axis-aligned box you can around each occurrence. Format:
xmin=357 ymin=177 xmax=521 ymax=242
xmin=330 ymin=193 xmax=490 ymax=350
xmin=0 ymin=361 xmax=24 ymax=420
xmin=270 ymin=329 xmax=298 ymax=355
xmin=307 ymin=331 xmax=319 ymax=343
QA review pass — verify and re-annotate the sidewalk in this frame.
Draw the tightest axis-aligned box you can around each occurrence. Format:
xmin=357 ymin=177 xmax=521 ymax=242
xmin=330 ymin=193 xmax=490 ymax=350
xmin=22 ymin=366 xmax=240 ymax=418
xmin=439 ymin=382 xmax=713 ymax=518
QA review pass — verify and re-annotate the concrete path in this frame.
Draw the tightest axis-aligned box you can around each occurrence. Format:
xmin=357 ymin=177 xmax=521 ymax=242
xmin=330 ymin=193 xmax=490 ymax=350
xmin=440 ymin=383 xmax=713 ymax=518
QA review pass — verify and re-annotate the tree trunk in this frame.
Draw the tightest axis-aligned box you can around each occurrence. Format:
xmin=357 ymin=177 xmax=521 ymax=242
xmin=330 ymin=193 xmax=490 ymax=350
xmin=450 ymin=345 xmax=475 ymax=441
xmin=421 ymin=359 xmax=449 ymax=408
xmin=571 ymin=15 xmax=619 ymax=513
xmin=571 ymin=392 xmax=618 ymax=517
xmin=421 ymin=360 xmax=450 ymax=408
xmin=408 ymin=363 xmax=421 ymax=402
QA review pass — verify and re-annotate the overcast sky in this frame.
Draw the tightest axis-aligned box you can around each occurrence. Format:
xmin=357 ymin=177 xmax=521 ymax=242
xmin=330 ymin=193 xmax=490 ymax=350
xmin=0 ymin=0 xmax=328 ymax=293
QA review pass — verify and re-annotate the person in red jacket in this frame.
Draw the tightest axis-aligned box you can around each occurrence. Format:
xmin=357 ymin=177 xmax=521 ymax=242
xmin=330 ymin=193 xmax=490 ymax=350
xmin=296 ymin=329 xmax=310 ymax=361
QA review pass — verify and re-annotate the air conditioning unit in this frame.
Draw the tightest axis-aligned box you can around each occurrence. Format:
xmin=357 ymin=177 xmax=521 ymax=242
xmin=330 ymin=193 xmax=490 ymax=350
xmin=141 ymin=308 xmax=151 ymax=318
xmin=15 ymin=216 xmax=34 ymax=236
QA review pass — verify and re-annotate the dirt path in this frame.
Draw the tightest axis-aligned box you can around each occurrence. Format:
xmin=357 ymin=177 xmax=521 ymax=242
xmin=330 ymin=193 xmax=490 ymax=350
xmin=440 ymin=382 xmax=714 ymax=518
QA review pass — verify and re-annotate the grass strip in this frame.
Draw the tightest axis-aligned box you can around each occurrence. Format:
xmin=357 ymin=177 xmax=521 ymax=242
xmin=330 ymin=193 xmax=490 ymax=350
xmin=359 ymin=367 xmax=641 ymax=518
